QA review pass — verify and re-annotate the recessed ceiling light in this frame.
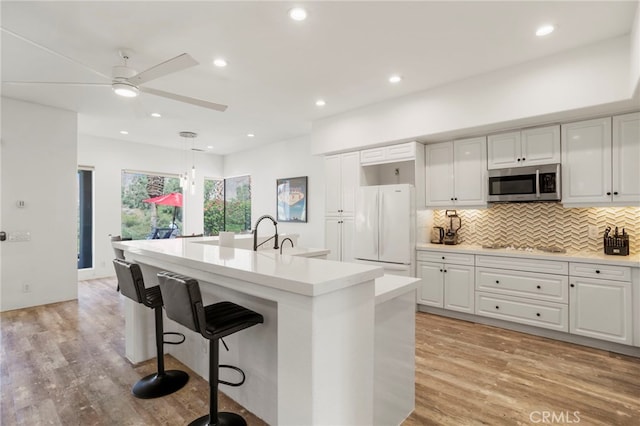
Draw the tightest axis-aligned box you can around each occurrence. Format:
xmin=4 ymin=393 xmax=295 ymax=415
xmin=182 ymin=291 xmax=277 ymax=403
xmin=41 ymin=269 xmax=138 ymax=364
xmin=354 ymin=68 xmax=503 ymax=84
xmin=315 ymin=99 xmax=326 ymax=107
xmin=247 ymin=133 xmax=255 ymax=138
xmin=120 ymin=130 xmax=129 ymax=135
xmin=289 ymin=7 xmax=307 ymax=21
xmin=213 ymin=58 xmax=228 ymax=67
xmin=389 ymin=75 xmax=402 ymax=84
xmin=207 ymin=145 xmax=213 ymax=149
xmin=150 ymin=112 xmax=161 ymax=118
xmin=536 ymin=24 xmax=555 ymax=37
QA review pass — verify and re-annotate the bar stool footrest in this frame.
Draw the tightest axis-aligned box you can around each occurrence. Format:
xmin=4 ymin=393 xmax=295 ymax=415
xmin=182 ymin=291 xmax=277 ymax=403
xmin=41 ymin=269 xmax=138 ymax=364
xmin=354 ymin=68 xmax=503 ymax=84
xmin=188 ymin=412 xmax=247 ymax=426
xmin=218 ymin=364 xmax=246 ymax=387
xmin=163 ymin=331 xmax=186 ymax=345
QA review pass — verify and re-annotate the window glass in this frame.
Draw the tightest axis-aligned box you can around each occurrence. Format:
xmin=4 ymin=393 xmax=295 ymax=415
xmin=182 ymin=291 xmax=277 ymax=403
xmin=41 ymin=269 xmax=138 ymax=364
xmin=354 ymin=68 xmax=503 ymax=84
xmin=121 ymin=171 xmax=181 ymax=240
xmin=203 ymin=175 xmax=251 ymax=235
xmin=78 ymin=168 xmax=93 ymax=269
xmin=204 ymin=178 xmax=224 ymax=236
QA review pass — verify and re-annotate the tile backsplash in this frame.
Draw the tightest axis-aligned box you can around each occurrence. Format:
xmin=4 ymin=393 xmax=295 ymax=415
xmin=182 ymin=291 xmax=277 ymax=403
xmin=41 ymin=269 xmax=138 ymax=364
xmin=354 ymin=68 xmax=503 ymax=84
xmin=427 ymin=203 xmax=639 ymax=255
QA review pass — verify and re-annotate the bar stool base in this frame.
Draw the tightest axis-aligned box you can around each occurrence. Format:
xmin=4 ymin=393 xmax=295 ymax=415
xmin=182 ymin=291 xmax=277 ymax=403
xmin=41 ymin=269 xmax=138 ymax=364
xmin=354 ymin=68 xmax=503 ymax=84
xmin=132 ymin=370 xmax=189 ymax=399
xmin=189 ymin=412 xmax=247 ymax=426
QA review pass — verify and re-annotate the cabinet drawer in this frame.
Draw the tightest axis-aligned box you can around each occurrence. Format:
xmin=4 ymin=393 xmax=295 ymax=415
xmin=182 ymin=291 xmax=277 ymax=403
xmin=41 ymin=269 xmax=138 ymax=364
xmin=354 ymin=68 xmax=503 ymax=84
xmin=476 ymin=255 xmax=568 ymax=275
xmin=417 ymin=251 xmax=474 ymax=266
xmin=476 ymin=292 xmax=568 ymax=332
xmin=476 ymin=268 xmax=568 ymax=303
xmin=569 ymin=262 xmax=631 ymax=282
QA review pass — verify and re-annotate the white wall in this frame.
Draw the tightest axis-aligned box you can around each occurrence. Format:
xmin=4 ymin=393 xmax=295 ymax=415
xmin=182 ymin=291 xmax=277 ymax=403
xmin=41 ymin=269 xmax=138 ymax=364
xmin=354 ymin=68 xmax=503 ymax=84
xmin=78 ymin=135 xmax=224 ymax=279
xmin=631 ymin=3 xmax=640 ymax=96
xmin=1 ymin=98 xmax=78 ymax=311
xmin=223 ymin=135 xmax=325 ymax=248
xmin=312 ymin=36 xmax=635 ymax=155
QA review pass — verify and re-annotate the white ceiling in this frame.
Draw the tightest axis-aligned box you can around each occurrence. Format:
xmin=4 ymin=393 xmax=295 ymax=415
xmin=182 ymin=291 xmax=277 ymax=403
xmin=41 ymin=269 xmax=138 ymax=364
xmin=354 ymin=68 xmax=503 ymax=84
xmin=1 ymin=1 xmax=637 ymax=155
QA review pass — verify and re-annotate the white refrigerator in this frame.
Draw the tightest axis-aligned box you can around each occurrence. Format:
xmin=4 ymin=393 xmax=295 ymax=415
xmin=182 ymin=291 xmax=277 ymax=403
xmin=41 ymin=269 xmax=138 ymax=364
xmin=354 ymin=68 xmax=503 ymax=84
xmin=354 ymin=184 xmax=415 ymax=276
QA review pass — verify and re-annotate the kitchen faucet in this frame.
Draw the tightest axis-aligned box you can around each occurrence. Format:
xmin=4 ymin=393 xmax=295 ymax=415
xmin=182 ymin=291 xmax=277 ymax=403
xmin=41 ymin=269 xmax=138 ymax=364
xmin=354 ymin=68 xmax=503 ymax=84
xmin=252 ymin=215 xmax=279 ymax=251
xmin=279 ymin=237 xmax=294 ymax=254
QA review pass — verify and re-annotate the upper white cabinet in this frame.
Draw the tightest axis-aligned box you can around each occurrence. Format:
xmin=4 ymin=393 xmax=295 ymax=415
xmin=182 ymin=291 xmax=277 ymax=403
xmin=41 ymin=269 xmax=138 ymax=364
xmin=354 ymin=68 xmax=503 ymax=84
xmin=324 ymin=152 xmax=360 ymax=216
xmin=360 ymin=141 xmax=417 ymax=165
xmin=487 ymin=125 xmax=560 ymax=170
xmin=562 ymin=113 xmax=639 ymax=206
xmin=425 ymin=136 xmax=487 ymax=207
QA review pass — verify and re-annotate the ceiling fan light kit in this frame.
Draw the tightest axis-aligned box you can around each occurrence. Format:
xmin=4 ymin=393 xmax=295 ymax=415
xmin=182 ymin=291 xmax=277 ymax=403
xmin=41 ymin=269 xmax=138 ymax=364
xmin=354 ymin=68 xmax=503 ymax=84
xmin=112 ymin=81 xmax=139 ymax=97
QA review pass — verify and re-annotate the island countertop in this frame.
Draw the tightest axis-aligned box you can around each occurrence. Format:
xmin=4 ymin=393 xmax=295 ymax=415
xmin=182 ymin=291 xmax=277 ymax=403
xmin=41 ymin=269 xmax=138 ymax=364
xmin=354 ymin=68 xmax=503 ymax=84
xmin=113 ymin=238 xmax=382 ymax=296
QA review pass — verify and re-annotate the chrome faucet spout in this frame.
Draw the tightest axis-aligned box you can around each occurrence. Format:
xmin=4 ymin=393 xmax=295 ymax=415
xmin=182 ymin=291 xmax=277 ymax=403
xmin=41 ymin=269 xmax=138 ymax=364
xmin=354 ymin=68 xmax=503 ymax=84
xmin=252 ymin=215 xmax=279 ymax=251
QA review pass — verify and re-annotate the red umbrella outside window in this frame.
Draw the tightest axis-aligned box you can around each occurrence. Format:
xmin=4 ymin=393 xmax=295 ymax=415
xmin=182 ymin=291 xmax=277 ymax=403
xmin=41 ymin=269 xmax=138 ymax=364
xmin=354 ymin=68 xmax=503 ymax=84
xmin=142 ymin=192 xmax=183 ymax=225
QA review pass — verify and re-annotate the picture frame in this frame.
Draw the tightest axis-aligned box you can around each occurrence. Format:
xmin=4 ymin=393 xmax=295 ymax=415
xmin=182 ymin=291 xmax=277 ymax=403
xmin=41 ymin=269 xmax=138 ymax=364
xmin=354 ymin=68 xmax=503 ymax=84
xmin=277 ymin=176 xmax=308 ymax=222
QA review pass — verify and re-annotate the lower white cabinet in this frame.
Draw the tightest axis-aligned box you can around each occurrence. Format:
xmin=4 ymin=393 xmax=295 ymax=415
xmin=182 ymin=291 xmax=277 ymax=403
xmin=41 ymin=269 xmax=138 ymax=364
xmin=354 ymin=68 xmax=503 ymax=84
xmin=569 ymin=276 xmax=633 ymax=345
xmin=325 ymin=216 xmax=355 ymax=262
xmin=417 ymin=261 xmax=474 ymax=313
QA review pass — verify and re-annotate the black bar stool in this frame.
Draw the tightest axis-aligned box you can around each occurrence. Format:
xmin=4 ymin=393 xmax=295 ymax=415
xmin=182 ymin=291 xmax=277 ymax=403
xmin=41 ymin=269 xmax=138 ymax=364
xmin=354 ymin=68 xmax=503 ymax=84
xmin=157 ymin=271 xmax=264 ymax=426
xmin=113 ymin=259 xmax=189 ymax=399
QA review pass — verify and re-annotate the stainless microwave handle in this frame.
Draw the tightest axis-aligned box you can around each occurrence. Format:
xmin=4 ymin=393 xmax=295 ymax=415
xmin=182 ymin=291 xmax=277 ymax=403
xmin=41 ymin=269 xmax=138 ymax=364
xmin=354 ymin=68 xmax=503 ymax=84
xmin=535 ymin=169 xmax=540 ymax=198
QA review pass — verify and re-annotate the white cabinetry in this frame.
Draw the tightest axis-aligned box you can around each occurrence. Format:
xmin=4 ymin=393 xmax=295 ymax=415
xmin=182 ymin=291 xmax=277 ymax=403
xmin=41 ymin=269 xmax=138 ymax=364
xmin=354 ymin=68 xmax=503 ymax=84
xmin=487 ymin=125 xmax=560 ymax=170
xmin=360 ymin=141 xmax=417 ymax=165
xmin=474 ymin=255 xmax=569 ymax=332
xmin=416 ymin=251 xmax=474 ymax=313
xmin=425 ymin=136 xmax=487 ymax=207
xmin=325 ymin=216 xmax=355 ymax=262
xmin=569 ymin=262 xmax=633 ymax=345
xmin=562 ymin=114 xmax=640 ymax=206
xmin=324 ymin=152 xmax=359 ymax=261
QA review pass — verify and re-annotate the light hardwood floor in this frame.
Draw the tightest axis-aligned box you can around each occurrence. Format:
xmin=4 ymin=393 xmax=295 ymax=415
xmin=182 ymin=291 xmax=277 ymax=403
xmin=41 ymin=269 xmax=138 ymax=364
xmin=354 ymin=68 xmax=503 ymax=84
xmin=1 ymin=277 xmax=639 ymax=425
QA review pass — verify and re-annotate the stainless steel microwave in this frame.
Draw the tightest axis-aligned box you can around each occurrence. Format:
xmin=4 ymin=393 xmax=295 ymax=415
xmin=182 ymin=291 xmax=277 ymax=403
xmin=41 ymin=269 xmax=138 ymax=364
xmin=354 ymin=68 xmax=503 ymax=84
xmin=488 ymin=163 xmax=561 ymax=203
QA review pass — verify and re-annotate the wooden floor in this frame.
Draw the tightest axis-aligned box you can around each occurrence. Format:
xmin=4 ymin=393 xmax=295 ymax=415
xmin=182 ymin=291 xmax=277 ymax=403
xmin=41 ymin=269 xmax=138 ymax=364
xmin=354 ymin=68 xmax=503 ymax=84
xmin=1 ymin=278 xmax=639 ymax=425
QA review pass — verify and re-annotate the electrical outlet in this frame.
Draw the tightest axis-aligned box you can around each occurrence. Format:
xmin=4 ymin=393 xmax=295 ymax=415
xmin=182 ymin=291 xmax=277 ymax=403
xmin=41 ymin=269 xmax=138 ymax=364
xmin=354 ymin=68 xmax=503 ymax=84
xmin=468 ymin=223 xmax=477 ymax=233
xmin=588 ymin=225 xmax=598 ymax=238
xmin=22 ymin=282 xmax=31 ymax=293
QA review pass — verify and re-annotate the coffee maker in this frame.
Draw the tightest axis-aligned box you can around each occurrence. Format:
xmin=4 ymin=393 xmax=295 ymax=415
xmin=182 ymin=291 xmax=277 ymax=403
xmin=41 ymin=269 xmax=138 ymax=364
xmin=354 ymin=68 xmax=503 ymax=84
xmin=443 ymin=210 xmax=462 ymax=245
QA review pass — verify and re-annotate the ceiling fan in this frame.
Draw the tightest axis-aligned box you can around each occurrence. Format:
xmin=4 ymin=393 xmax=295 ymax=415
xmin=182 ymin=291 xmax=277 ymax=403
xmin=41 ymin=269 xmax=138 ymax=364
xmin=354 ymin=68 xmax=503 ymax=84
xmin=1 ymin=27 xmax=228 ymax=112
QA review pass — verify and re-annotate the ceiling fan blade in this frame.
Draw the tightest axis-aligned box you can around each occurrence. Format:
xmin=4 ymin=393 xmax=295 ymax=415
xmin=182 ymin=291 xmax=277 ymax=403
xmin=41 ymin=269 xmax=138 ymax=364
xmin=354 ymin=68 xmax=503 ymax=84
xmin=2 ymin=81 xmax=110 ymax=87
xmin=128 ymin=53 xmax=198 ymax=86
xmin=140 ymin=87 xmax=228 ymax=112
xmin=1 ymin=27 xmax=111 ymax=81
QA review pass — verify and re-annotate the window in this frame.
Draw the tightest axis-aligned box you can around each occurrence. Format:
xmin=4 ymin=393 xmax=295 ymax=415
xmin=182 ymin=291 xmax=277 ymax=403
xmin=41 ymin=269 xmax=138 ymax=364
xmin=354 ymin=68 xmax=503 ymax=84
xmin=203 ymin=175 xmax=251 ymax=236
xmin=121 ymin=171 xmax=181 ymax=240
xmin=78 ymin=168 xmax=93 ymax=269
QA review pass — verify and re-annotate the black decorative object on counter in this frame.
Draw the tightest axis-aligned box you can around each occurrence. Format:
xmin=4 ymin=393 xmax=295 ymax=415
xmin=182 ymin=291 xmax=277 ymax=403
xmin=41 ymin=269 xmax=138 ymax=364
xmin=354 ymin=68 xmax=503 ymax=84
xmin=603 ymin=226 xmax=629 ymax=256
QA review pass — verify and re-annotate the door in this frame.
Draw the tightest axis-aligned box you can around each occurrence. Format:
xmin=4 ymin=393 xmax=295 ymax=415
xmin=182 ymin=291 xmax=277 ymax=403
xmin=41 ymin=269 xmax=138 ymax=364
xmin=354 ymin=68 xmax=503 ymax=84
xmin=379 ymin=185 xmax=411 ymax=264
xmin=324 ymin=155 xmax=342 ymax=215
xmin=443 ymin=264 xmax=475 ymax=313
xmin=340 ymin=152 xmax=360 ymax=216
xmin=487 ymin=131 xmax=521 ymax=169
xmin=354 ymin=186 xmax=379 ymax=261
xmin=453 ymin=137 xmax=487 ymax=205
xmin=561 ymin=117 xmax=612 ymax=204
xmin=612 ymin=112 xmax=640 ymax=203
xmin=417 ymin=262 xmax=444 ymax=307
xmin=569 ymin=277 xmax=632 ymax=345
xmin=425 ymin=142 xmax=454 ymax=206
xmin=341 ymin=216 xmax=355 ymax=263
xmin=521 ymin=125 xmax=561 ymax=166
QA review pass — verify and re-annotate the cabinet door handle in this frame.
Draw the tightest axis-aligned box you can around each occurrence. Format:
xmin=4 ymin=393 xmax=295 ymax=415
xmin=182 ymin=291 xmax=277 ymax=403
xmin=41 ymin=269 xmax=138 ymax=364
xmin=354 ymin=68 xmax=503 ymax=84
xmin=613 ymin=191 xmax=619 ymax=195
xmin=536 ymin=285 xmax=541 ymax=289
xmin=495 ymin=280 xmax=500 ymax=284
xmin=517 ymin=158 xmax=521 ymax=162
xmin=536 ymin=313 xmax=541 ymax=317
xmin=495 ymin=305 xmax=500 ymax=310
xmin=522 ymin=157 xmax=526 ymax=161
xmin=570 ymin=283 xmax=575 ymax=288
xmin=606 ymin=192 xmax=611 ymax=196
xmin=454 ymin=197 xmax=458 ymax=201
xmin=443 ymin=269 xmax=447 ymax=273
xmin=440 ymin=269 xmax=443 ymax=272
xmin=442 ymin=256 xmax=445 ymax=260
xmin=450 ymin=197 xmax=454 ymax=201
xmin=595 ymin=270 xmax=600 ymax=274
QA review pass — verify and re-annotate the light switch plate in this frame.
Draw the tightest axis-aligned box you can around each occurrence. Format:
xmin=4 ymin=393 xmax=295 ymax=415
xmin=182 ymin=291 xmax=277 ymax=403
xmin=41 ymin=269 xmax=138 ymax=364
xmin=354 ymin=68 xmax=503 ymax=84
xmin=587 ymin=225 xmax=598 ymax=239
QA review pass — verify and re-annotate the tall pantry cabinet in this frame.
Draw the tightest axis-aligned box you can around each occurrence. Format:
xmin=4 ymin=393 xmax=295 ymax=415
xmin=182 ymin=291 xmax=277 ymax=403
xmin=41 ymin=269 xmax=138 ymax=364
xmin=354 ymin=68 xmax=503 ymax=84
xmin=324 ymin=152 xmax=360 ymax=261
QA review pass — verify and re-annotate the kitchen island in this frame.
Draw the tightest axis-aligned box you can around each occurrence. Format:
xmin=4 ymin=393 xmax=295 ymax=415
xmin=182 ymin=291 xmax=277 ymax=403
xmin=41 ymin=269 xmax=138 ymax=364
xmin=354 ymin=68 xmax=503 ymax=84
xmin=112 ymin=238 xmax=418 ymax=426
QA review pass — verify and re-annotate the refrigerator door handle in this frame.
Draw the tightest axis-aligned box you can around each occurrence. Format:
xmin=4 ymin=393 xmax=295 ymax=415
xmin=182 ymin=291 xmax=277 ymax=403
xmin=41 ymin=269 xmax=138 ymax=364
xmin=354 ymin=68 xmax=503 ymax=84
xmin=373 ymin=191 xmax=379 ymax=255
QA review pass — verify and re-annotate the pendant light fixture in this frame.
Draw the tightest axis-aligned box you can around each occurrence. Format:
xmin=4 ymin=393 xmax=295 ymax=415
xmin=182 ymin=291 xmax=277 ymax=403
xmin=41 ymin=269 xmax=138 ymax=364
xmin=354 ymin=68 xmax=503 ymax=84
xmin=179 ymin=131 xmax=198 ymax=195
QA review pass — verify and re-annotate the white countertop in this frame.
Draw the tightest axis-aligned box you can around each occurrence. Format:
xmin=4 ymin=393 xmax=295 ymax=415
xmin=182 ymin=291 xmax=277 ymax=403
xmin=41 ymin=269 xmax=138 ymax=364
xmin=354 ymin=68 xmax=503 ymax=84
xmin=416 ymin=243 xmax=640 ymax=268
xmin=113 ymin=238 xmax=382 ymax=296
xmin=375 ymin=275 xmax=419 ymax=305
